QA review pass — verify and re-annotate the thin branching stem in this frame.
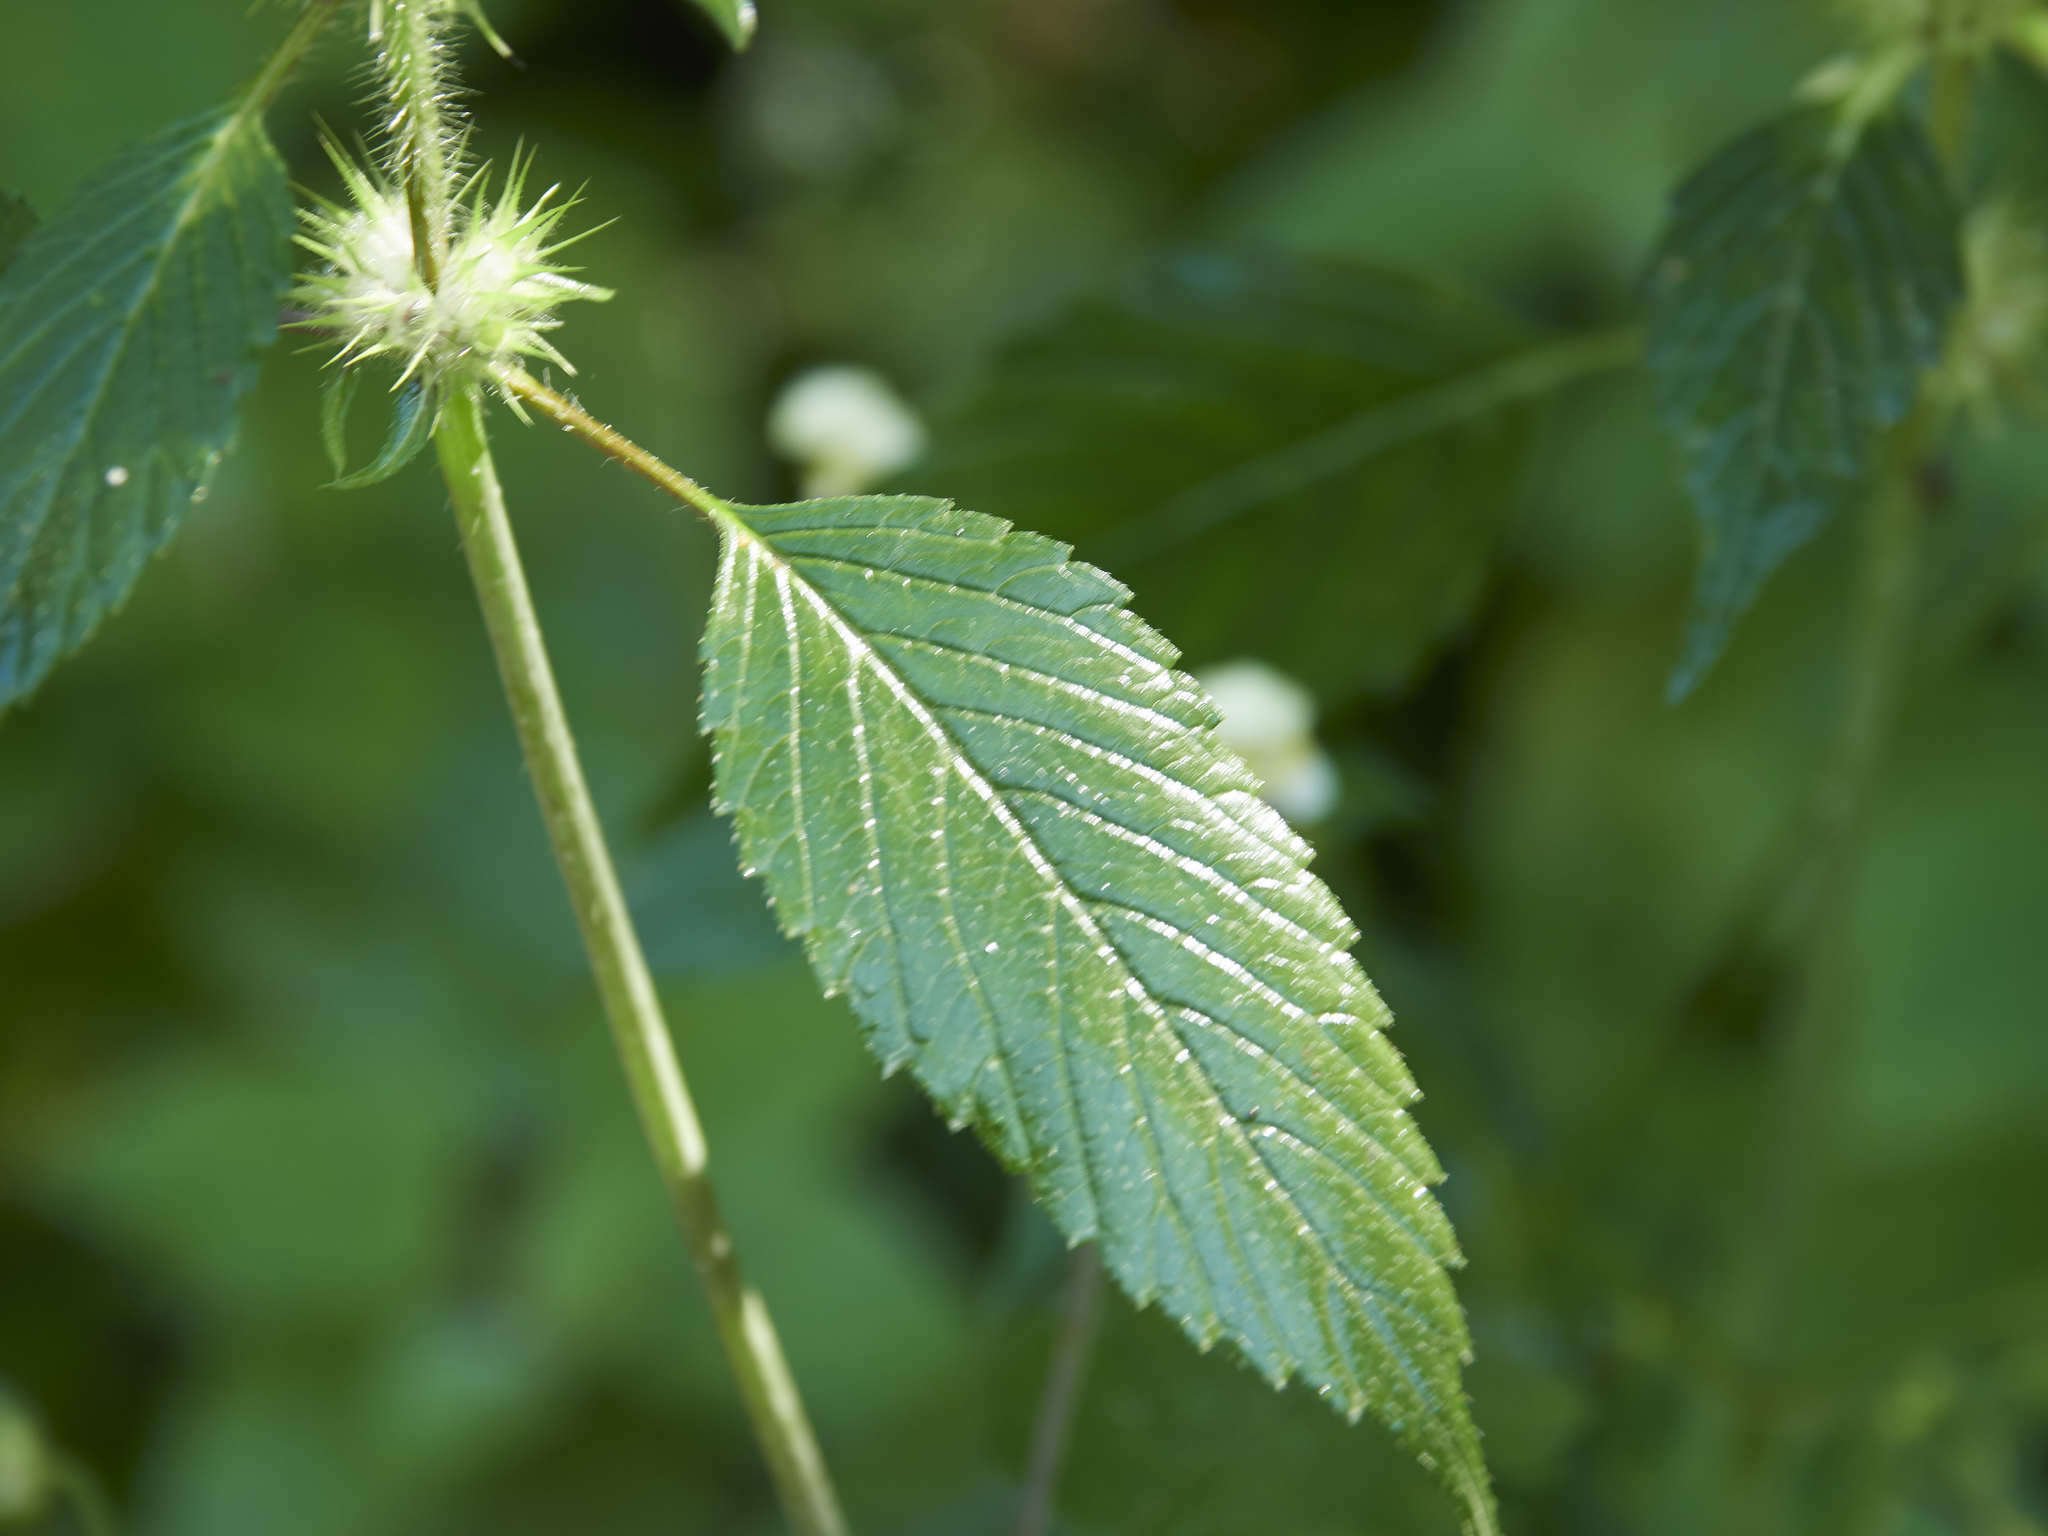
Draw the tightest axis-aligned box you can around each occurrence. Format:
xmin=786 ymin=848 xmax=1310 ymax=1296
xmin=495 ymin=364 xmax=731 ymax=517
xmin=1731 ymin=60 xmax=1972 ymax=1303
xmin=1705 ymin=74 xmax=1970 ymax=1514
xmin=1102 ymin=324 xmax=1642 ymax=565
xmin=432 ymin=385 xmax=849 ymax=1536
xmin=1016 ymin=1246 xmax=1104 ymax=1536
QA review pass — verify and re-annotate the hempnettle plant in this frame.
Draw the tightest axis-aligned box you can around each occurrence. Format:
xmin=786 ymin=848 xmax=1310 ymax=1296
xmin=3 ymin=0 xmax=2045 ymax=1531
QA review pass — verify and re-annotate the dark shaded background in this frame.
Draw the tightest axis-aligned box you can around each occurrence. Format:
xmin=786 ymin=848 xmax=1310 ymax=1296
xmin=3 ymin=1 xmax=2045 ymax=1533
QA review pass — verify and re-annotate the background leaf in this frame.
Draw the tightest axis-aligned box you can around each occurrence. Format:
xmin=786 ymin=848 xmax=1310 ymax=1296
xmin=0 ymin=192 xmax=32 ymax=276
xmin=672 ymin=0 xmax=756 ymax=51
xmin=701 ymin=493 xmax=1492 ymax=1527
xmin=0 ymin=109 xmax=291 ymax=709
xmin=1966 ymin=49 xmax=2048 ymax=208
xmin=914 ymin=251 xmax=1618 ymax=703
xmin=1645 ymin=104 xmax=1962 ymax=698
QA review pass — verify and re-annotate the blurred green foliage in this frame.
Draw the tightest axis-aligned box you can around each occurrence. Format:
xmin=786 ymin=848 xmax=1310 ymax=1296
xmin=2 ymin=1 xmax=2045 ymax=1534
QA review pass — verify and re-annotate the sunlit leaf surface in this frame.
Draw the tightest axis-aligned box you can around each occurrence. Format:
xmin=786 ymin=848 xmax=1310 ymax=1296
xmin=702 ymin=493 xmax=1491 ymax=1526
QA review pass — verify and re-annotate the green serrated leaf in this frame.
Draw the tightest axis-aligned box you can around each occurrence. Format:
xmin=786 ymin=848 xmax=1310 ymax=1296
xmin=0 ymin=110 xmax=292 ymax=710
xmin=0 ymin=193 xmax=33 ymax=278
xmin=673 ymin=0 xmax=756 ymax=50
xmin=328 ymin=379 xmax=436 ymax=490
xmin=701 ymin=493 xmax=1494 ymax=1530
xmin=1645 ymin=105 xmax=1962 ymax=700
xmin=915 ymin=252 xmax=1623 ymax=703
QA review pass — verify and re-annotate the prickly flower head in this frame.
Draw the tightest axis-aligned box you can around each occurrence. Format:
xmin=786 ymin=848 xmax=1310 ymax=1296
xmin=293 ymin=145 xmax=611 ymax=386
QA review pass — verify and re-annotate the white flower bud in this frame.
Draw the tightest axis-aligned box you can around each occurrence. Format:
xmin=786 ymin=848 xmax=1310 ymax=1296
xmin=1197 ymin=659 xmax=1341 ymax=825
xmin=768 ymin=366 xmax=926 ymax=498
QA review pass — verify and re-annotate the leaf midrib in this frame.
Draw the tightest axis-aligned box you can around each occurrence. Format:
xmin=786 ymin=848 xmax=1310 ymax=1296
xmin=1749 ymin=131 xmax=1858 ymax=499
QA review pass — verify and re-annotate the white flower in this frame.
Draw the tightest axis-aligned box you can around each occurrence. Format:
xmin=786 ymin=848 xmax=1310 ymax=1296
xmin=768 ymin=365 xmax=926 ymax=497
xmin=1197 ymin=659 xmax=1340 ymax=825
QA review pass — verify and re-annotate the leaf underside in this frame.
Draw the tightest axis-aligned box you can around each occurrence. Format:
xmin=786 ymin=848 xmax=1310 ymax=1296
xmin=1646 ymin=105 xmax=1962 ymax=699
xmin=913 ymin=250 xmax=1542 ymax=702
xmin=701 ymin=494 xmax=1492 ymax=1524
xmin=0 ymin=111 xmax=292 ymax=709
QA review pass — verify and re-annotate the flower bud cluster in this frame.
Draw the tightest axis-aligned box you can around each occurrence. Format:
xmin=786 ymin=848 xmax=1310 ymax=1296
xmin=293 ymin=146 xmax=611 ymax=387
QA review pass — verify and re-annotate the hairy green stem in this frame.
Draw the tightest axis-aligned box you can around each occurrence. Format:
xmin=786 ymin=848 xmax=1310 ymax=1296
xmin=433 ymin=385 xmax=849 ymax=1536
xmin=380 ymin=0 xmax=459 ymax=275
xmin=495 ymin=364 xmax=731 ymax=516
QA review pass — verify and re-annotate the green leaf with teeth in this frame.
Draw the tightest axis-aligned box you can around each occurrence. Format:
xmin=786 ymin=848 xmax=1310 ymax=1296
xmin=700 ymin=493 xmax=1493 ymax=1532
xmin=0 ymin=110 xmax=292 ymax=710
xmin=1645 ymin=104 xmax=1962 ymax=699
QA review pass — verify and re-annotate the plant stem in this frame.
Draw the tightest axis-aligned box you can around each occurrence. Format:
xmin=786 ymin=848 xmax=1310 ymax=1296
xmin=380 ymin=0 xmax=459 ymax=274
xmin=1710 ymin=410 xmax=1930 ymax=1535
xmin=1111 ymin=324 xmax=1643 ymax=565
xmin=1691 ymin=48 xmax=1974 ymax=1083
xmin=1016 ymin=1246 xmax=1104 ymax=1536
xmin=1718 ymin=404 xmax=1928 ymax=1385
xmin=495 ymin=364 xmax=729 ymax=519
xmin=433 ymin=384 xmax=849 ymax=1536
